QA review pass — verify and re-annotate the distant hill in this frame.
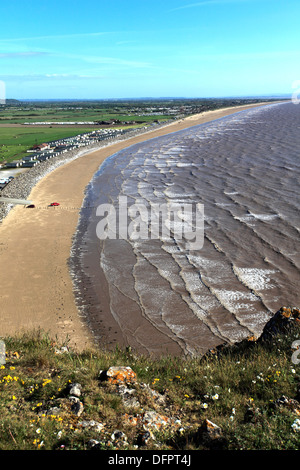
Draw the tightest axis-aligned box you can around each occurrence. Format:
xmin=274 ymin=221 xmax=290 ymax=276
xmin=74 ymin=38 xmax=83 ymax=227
xmin=0 ymin=99 xmax=21 ymax=106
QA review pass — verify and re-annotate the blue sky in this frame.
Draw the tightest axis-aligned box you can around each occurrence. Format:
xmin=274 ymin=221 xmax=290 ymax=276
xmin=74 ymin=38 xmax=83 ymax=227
xmin=0 ymin=0 xmax=299 ymax=99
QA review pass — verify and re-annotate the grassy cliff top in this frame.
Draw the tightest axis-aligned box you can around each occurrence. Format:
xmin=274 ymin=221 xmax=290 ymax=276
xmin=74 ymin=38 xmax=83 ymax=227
xmin=0 ymin=307 xmax=299 ymax=451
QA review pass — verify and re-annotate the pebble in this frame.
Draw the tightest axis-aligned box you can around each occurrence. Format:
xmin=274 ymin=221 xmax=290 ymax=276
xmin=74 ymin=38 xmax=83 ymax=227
xmin=68 ymin=382 xmax=82 ymax=398
xmin=69 ymin=396 xmax=84 ymax=416
xmin=79 ymin=420 xmax=105 ymax=432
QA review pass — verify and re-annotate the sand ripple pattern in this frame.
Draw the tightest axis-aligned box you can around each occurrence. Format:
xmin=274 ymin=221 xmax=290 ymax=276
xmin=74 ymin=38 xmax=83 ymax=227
xmin=74 ymin=102 xmax=300 ymax=356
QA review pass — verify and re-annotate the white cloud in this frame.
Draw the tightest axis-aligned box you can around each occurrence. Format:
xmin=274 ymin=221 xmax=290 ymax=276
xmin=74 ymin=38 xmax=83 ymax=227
xmin=1 ymin=73 xmax=106 ymax=81
xmin=0 ymin=52 xmax=48 ymax=58
xmin=0 ymin=31 xmax=120 ymax=45
xmin=169 ymin=0 xmax=263 ymax=11
xmin=78 ymin=55 xmax=152 ymax=68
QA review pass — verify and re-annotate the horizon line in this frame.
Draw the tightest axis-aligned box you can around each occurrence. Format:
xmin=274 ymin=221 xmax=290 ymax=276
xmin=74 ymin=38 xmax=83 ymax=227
xmin=4 ymin=94 xmax=291 ymax=101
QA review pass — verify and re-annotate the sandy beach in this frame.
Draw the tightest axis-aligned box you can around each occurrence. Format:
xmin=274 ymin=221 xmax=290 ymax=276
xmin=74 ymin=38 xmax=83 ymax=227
xmin=0 ymin=102 xmax=281 ymax=352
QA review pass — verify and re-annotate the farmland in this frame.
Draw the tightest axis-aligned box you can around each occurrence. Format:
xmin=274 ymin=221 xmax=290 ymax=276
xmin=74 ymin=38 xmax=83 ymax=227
xmin=0 ymin=100 xmax=176 ymax=125
xmin=0 ymin=99 xmax=177 ymax=165
xmin=0 ymin=127 xmax=101 ymax=164
xmin=0 ymin=98 xmax=277 ymax=165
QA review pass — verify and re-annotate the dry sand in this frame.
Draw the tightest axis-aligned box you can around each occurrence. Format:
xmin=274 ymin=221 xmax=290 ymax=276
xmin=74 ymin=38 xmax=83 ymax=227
xmin=0 ymin=102 xmax=281 ymax=351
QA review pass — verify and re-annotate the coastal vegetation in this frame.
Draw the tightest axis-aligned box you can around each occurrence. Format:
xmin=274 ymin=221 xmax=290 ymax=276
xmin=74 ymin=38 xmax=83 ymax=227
xmin=0 ymin=307 xmax=299 ymax=451
xmin=0 ymin=97 xmax=275 ymax=124
xmin=0 ymin=98 xmax=278 ymax=165
xmin=0 ymin=127 xmax=99 ymax=164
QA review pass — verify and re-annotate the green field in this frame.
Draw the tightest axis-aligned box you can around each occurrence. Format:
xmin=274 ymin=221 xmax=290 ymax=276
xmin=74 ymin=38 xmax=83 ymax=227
xmin=0 ymin=98 xmax=278 ymax=164
xmin=0 ymin=127 xmax=99 ymax=164
xmin=0 ymin=102 xmax=174 ymax=125
xmin=0 ymin=100 xmax=178 ymax=164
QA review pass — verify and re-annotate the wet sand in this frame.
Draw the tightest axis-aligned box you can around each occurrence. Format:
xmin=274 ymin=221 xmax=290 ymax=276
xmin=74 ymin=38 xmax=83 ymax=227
xmin=0 ymin=102 xmax=282 ymax=352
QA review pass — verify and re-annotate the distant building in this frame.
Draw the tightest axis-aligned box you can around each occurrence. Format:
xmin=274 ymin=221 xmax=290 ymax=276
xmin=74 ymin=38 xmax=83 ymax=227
xmin=36 ymin=155 xmax=51 ymax=161
xmin=5 ymin=160 xmax=23 ymax=168
xmin=22 ymin=161 xmax=40 ymax=167
xmin=22 ymin=155 xmax=36 ymax=162
xmin=32 ymin=143 xmax=50 ymax=151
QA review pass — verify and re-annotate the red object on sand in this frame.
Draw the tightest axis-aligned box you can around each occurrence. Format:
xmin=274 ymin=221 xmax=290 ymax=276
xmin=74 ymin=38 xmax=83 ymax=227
xmin=49 ymin=202 xmax=60 ymax=206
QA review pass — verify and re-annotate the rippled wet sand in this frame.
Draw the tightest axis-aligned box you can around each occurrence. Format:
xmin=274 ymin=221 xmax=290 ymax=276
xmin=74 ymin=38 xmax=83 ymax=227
xmin=71 ymin=102 xmax=300 ymax=357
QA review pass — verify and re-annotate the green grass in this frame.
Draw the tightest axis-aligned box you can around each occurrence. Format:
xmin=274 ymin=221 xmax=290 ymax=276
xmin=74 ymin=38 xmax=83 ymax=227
xmin=0 ymin=105 xmax=174 ymax=125
xmin=0 ymin=97 xmax=275 ymax=164
xmin=0 ymin=127 xmax=98 ymax=164
xmin=0 ymin=319 xmax=299 ymax=451
xmin=0 ymin=101 xmax=174 ymax=164
xmin=0 ymin=122 xmax=165 ymax=165
xmin=0 ymin=112 xmax=173 ymax=165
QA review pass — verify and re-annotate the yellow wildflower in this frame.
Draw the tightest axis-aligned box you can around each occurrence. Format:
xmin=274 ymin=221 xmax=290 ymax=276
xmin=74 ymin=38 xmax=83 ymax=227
xmin=42 ymin=379 xmax=52 ymax=387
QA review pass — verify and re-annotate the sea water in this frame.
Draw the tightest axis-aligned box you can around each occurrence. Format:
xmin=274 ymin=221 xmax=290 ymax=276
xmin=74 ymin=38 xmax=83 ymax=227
xmin=71 ymin=101 xmax=300 ymax=356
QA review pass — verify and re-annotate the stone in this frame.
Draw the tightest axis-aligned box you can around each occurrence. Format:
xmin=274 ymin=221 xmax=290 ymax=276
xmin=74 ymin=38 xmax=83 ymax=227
xmin=87 ymin=439 xmax=101 ymax=449
xmin=0 ymin=340 xmax=5 ymax=365
xmin=122 ymin=410 xmax=177 ymax=432
xmin=46 ymin=406 xmax=62 ymax=416
xmin=273 ymin=395 xmax=300 ymax=416
xmin=79 ymin=420 xmax=104 ymax=432
xmin=100 ymin=366 xmax=137 ymax=385
xmin=117 ymin=385 xmax=140 ymax=408
xmin=54 ymin=346 xmax=69 ymax=355
xmin=68 ymin=382 xmax=82 ymax=397
xmin=111 ymin=430 xmax=126 ymax=440
xmin=142 ymin=411 xmax=172 ymax=431
xmin=123 ymin=413 xmax=142 ymax=427
xmin=111 ymin=430 xmax=128 ymax=447
xmin=69 ymin=396 xmax=84 ymax=417
xmin=197 ymin=419 xmax=227 ymax=449
xmin=260 ymin=307 xmax=300 ymax=341
xmin=137 ymin=430 xmax=154 ymax=446
xmin=139 ymin=382 xmax=166 ymax=405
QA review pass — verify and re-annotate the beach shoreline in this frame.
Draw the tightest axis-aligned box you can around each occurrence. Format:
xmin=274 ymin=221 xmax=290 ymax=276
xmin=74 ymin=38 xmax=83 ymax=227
xmin=0 ymin=101 xmax=284 ymax=352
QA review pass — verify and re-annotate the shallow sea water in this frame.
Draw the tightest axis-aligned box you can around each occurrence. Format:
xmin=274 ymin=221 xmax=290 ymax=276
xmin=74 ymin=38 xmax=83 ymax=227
xmin=71 ymin=102 xmax=300 ymax=356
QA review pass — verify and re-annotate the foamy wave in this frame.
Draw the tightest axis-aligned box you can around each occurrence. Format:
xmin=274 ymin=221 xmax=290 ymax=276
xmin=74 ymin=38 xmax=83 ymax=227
xmin=73 ymin=101 xmax=299 ymax=356
xmin=233 ymin=267 xmax=277 ymax=291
